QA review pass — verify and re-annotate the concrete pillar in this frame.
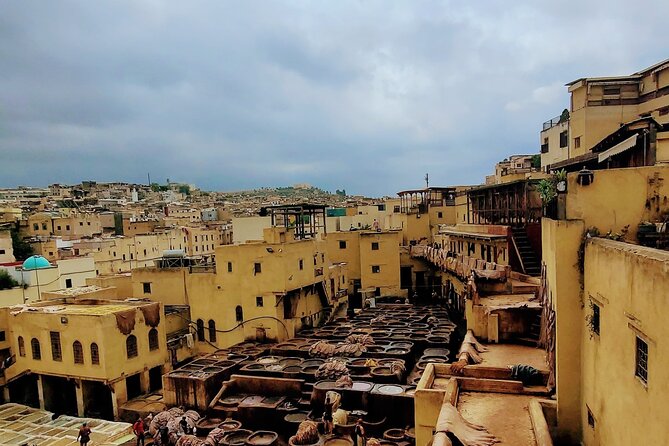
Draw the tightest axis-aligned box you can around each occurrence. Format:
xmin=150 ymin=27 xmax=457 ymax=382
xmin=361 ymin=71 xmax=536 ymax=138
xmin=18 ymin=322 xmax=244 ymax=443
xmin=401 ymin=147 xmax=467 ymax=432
xmin=140 ymin=369 xmax=150 ymax=394
xmin=36 ymin=375 xmax=45 ymax=410
xmin=75 ymin=380 xmax=84 ymax=417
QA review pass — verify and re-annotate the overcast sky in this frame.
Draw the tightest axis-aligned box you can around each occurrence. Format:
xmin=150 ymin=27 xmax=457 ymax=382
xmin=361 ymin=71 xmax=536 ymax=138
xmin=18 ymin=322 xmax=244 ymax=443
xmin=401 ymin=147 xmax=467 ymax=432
xmin=1 ymin=1 xmax=667 ymax=196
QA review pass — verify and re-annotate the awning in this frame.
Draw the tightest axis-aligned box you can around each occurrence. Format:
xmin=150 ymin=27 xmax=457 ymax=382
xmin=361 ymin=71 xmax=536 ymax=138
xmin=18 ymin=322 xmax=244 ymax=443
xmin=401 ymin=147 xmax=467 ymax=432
xmin=598 ymin=134 xmax=638 ymax=163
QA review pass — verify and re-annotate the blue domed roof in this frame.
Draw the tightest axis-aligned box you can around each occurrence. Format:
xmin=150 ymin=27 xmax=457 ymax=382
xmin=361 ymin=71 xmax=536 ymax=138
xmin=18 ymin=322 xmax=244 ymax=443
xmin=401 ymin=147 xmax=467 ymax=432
xmin=22 ymin=255 xmax=51 ymax=271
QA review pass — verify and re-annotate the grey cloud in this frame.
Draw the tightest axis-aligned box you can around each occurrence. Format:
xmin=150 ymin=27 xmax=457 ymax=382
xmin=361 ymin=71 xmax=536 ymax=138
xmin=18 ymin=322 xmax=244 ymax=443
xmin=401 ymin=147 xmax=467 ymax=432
xmin=0 ymin=0 xmax=667 ymax=195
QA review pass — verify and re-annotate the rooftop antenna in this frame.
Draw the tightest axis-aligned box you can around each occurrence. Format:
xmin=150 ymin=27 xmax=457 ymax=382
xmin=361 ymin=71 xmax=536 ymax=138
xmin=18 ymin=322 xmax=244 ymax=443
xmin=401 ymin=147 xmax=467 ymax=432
xmin=425 ymin=173 xmax=429 ymax=188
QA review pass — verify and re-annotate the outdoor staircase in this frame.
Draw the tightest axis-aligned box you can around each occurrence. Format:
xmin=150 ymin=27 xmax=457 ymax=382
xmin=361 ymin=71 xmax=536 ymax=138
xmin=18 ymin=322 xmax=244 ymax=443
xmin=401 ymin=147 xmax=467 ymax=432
xmin=511 ymin=227 xmax=541 ymax=277
xmin=317 ymin=280 xmax=337 ymax=326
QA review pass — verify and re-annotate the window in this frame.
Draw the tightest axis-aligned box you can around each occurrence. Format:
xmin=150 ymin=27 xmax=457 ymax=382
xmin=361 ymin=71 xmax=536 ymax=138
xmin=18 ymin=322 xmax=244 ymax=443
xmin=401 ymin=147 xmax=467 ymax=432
xmin=208 ymin=320 xmax=217 ymax=342
xmin=635 ymin=336 xmax=648 ymax=384
xmin=123 ymin=254 xmax=126 ymax=261
xmin=57 ymin=225 xmax=61 ymax=230
xmin=235 ymin=305 xmax=243 ymax=322
xmin=372 ymin=242 xmax=379 ymax=250
xmin=256 ymin=296 xmax=263 ymax=307
xmin=73 ymin=341 xmax=84 ymax=364
xmin=50 ymin=331 xmax=62 ymax=361
xmin=372 ymin=265 xmax=380 ymax=273
xmin=591 ymin=303 xmax=600 ymax=336
xmin=196 ymin=319 xmax=205 ymax=341
xmin=65 ymin=278 xmax=72 ymax=288
xmin=91 ymin=343 xmax=100 ymax=365
xmin=42 ymin=223 xmax=47 ymax=230
xmin=0 ymin=250 xmax=4 ymax=255
xmin=339 ymin=241 xmax=347 ymax=249
xmin=574 ymin=136 xmax=581 ymax=148
xmin=393 ymin=205 xmax=400 ymax=213
xmin=148 ymin=328 xmax=159 ymax=351
xmin=31 ymin=338 xmax=41 ymax=360
xmin=87 ymin=222 xmax=91 ymax=226
xmin=254 ymin=263 xmax=261 ymax=274
xmin=603 ymin=86 xmax=620 ymax=96
xmin=126 ymin=335 xmax=138 ymax=358
xmin=79 ymin=222 xmax=83 ymax=226
xmin=299 ymin=259 xmax=304 ymax=270
xmin=66 ymin=225 xmax=70 ymax=231
xmin=437 ymin=212 xmax=443 ymax=219
xmin=143 ymin=282 xmax=152 ymax=294
xmin=228 ymin=262 xmax=233 ymax=272
xmin=18 ymin=336 xmax=25 ymax=357
xmin=559 ymin=130 xmax=568 ymax=148
xmin=33 ymin=223 xmax=39 ymax=231
xmin=143 ymin=249 xmax=147 ymax=256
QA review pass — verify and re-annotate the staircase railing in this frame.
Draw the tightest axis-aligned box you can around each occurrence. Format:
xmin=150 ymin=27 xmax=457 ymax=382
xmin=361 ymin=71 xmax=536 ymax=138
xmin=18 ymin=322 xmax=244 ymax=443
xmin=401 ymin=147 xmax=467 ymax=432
xmin=510 ymin=234 xmax=527 ymax=275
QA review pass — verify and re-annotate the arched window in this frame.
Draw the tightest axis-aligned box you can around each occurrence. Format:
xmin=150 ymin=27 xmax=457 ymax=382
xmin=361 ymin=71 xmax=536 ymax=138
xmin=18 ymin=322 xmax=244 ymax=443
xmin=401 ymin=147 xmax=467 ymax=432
xmin=73 ymin=341 xmax=83 ymax=364
xmin=126 ymin=335 xmax=138 ymax=359
xmin=196 ymin=319 xmax=205 ymax=342
xmin=148 ymin=328 xmax=159 ymax=351
xmin=208 ymin=320 xmax=217 ymax=343
xmin=18 ymin=336 xmax=25 ymax=357
xmin=90 ymin=343 xmax=100 ymax=365
xmin=31 ymin=338 xmax=41 ymax=360
xmin=235 ymin=306 xmax=243 ymax=322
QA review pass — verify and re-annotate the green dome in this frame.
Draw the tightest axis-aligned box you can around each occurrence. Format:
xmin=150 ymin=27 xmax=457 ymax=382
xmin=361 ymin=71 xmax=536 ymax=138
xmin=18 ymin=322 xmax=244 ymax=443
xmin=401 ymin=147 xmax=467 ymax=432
xmin=22 ymin=255 xmax=51 ymax=271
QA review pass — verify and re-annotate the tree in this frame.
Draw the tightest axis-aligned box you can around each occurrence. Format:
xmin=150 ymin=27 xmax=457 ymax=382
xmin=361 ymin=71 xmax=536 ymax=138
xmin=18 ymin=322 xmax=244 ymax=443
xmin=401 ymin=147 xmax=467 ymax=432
xmin=0 ymin=270 xmax=19 ymax=290
xmin=531 ymin=154 xmax=541 ymax=169
xmin=178 ymin=184 xmax=191 ymax=195
xmin=11 ymin=229 xmax=33 ymax=261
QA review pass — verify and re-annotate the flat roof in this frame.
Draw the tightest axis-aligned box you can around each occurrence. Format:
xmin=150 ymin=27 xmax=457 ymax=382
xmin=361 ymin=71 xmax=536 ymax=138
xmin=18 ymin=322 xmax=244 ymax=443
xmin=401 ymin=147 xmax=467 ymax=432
xmin=439 ymin=228 xmax=507 ymax=240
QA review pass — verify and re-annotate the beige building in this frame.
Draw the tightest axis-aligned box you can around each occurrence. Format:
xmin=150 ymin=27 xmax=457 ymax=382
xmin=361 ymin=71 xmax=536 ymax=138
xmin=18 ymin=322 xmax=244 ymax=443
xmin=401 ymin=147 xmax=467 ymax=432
xmin=0 ymin=228 xmax=14 ymax=264
xmin=542 ymin=59 xmax=669 ymax=171
xmin=1 ymin=296 xmax=168 ymax=419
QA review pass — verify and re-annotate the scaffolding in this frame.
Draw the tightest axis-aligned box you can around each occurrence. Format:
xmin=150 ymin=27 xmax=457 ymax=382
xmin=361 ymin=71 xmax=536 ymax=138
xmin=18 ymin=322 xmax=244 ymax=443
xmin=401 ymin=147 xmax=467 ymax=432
xmin=260 ymin=204 xmax=327 ymax=240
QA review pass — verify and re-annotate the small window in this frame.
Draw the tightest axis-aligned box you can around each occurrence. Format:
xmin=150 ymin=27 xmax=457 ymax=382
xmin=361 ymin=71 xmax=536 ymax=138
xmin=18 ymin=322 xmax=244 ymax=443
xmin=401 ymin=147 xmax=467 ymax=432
xmin=66 ymin=225 xmax=70 ymax=231
xmin=372 ymin=242 xmax=379 ymax=250
xmin=126 ymin=335 xmax=138 ymax=358
xmin=91 ymin=343 xmax=100 ymax=365
xmin=57 ymin=225 xmax=61 ymax=230
xmin=87 ymin=222 xmax=91 ymax=226
xmin=437 ymin=212 xmax=443 ymax=218
xmin=33 ymin=223 xmax=39 ymax=230
xmin=73 ymin=341 xmax=84 ymax=364
xmin=148 ymin=328 xmax=159 ymax=351
xmin=393 ymin=205 xmax=400 ymax=213
xmin=79 ymin=222 xmax=83 ymax=226
xmin=339 ymin=241 xmax=347 ymax=249
xmin=65 ymin=278 xmax=72 ymax=288
xmin=635 ymin=336 xmax=648 ymax=384
xmin=559 ymin=130 xmax=568 ymax=148
xmin=603 ymin=86 xmax=620 ymax=96
xmin=0 ymin=249 xmax=4 ymax=255
xmin=254 ymin=263 xmax=261 ymax=274
xmin=31 ymin=338 xmax=41 ymax=360
xmin=208 ymin=320 xmax=217 ymax=343
xmin=196 ymin=319 xmax=205 ymax=341
xmin=372 ymin=265 xmax=380 ymax=273
xmin=143 ymin=249 xmax=147 ymax=256
xmin=42 ymin=223 xmax=47 ymax=230
xmin=235 ymin=305 xmax=244 ymax=322
xmin=227 ymin=262 xmax=233 ymax=272
xmin=50 ymin=331 xmax=62 ymax=361
xmin=591 ymin=303 xmax=600 ymax=336
xmin=299 ymin=259 xmax=304 ymax=270
xmin=18 ymin=336 xmax=25 ymax=357
xmin=256 ymin=296 xmax=263 ymax=307
xmin=574 ymin=136 xmax=581 ymax=148
xmin=143 ymin=282 xmax=152 ymax=294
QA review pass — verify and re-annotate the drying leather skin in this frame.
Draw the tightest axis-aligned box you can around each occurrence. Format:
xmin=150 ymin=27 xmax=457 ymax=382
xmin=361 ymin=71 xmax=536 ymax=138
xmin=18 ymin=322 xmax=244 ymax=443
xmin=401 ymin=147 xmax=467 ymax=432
xmin=433 ymin=402 xmax=499 ymax=446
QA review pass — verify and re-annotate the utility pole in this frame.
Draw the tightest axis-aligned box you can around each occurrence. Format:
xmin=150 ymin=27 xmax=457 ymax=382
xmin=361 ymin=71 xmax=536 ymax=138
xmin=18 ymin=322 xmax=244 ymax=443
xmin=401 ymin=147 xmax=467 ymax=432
xmin=425 ymin=173 xmax=429 ymax=188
